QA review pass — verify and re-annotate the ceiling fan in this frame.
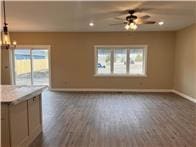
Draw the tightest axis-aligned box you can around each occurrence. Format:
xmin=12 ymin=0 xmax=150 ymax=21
xmin=110 ymin=9 xmax=156 ymax=31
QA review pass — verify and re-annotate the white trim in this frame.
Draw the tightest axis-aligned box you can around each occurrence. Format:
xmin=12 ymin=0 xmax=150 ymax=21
xmin=143 ymin=47 xmax=148 ymax=76
xmin=126 ymin=49 xmax=130 ymax=73
xmin=48 ymin=48 xmax=52 ymax=89
xmin=94 ymin=45 xmax=148 ymax=48
xmin=94 ymin=48 xmax=98 ymax=74
xmin=111 ymin=49 xmax=114 ymax=73
xmin=172 ymin=90 xmax=196 ymax=103
xmin=30 ymin=49 xmax=34 ymax=85
xmin=50 ymin=88 xmax=172 ymax=93
xmin=94 ymin=73 xmax=147 ymax=77
xmin=9 ymin=49 xmax=14 ymax=84
xmin=15 ymin=45 xmax=51 ymax=49
xmin=50 ymin=88 xmax=196 ymax=103
xmin=11 ymin=49 xmax=17 ymax=85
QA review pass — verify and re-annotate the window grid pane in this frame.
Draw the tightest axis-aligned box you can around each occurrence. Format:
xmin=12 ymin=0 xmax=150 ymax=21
xmin=129 ymin=49 xmax=144 ymax=75
xmin=113 ymin=49 xmax=127 ymax=74
xmin=97 ymin=49 xmax=112 ymax=74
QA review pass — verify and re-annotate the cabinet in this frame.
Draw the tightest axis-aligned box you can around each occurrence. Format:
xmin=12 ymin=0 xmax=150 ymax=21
xmin=10 ymin=101 xmax=29 ymax=146
xmin=1 ymin=95 xmax=42 ymax=147
xmin=1 ymin=105 xmax=10 ymax=147
xmin=28 ymin=96 xmax=42 ymax=137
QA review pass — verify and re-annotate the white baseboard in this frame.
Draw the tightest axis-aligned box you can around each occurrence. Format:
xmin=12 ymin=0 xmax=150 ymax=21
xmin=172 ymin=90 xmax=196 ymax=103
xmin=50 ymin=88 xmax=172 ymax=93
xmin=50 ymin=88 xmax=196 ymax=103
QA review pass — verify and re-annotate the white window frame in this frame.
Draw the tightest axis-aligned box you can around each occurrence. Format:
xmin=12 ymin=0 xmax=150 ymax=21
xmin=94 ymin=45 xmax=148 ymax=77
xmin=10 ymin=45 xmax=52 ymax=88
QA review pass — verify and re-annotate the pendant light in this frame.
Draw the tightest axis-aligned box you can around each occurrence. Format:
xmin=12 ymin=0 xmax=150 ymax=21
xmin=1 ymin=0 xmax=17 ymax=49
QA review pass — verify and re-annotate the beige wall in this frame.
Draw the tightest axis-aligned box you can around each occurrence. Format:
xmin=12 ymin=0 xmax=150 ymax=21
xmin=2 ymin=27 xmax=195 ymax=97
xmin=174 ymin=24 xmax=196 ymax=98
xmin=1 ymin=49 xmax=11 ymax=84
xmin=4 ymin=31 xmax=175 ymax=89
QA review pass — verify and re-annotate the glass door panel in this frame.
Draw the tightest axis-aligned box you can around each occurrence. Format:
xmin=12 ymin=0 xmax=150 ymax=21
xmin=14 ymin=49 xmax=31 ymax=85
xmin=32 ymin=50 xmax=49 ymax=85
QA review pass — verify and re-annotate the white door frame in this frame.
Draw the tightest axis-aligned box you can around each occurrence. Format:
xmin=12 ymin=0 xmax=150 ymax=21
xmin=11 ymin=45 xmax=52 ymax=89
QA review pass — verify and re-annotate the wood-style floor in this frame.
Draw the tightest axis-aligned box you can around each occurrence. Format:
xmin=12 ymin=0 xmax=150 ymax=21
xmin=30 ymin=91 xmax=196 ymax=147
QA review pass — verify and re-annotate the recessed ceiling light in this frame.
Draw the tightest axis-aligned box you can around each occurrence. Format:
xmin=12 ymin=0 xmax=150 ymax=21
xmin=89 ymin=22 xmax=94 ymax=27
xmin=158 ymin=21 xmax=164 ymax=26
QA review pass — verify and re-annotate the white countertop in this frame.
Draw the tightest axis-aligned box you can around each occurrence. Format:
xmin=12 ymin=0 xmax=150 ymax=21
xmin=0 ymin=85 xmax=47 ymax=105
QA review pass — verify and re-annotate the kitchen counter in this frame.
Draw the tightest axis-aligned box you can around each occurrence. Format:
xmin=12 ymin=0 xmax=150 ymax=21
xmin=0 ymin=85 xmax=47 ymax=105
xmin=1 ymin=85 xmax=47 ymax=147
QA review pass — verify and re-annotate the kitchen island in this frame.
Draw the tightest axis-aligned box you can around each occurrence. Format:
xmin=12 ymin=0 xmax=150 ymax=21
xmin=1 ymin=85 xmax=46 ymax=147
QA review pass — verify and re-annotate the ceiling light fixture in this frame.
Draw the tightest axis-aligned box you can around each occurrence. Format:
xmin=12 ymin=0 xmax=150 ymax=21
xmin=89 ymin=22 xmax=94 ymax=27
xmin=125 ymin=24 xmax=130 ymax=30
xmin=0 ymin=0 xmax=17 ymax=49
xmin=130 ymin=22 xmax=138 ymax=30
xmin=158 ymin=21 xmax=164 ymax=26
xmin=124 ymin=22 xmax=138 ymax=31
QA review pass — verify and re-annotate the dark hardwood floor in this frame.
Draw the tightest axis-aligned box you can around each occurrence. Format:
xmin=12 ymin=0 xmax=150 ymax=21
xmin=30 ymin=91 xmax=196 ymax=147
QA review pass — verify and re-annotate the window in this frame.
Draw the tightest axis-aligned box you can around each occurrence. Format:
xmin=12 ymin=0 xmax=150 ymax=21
xmin=95 ymin=46 xmax=147 ymax=76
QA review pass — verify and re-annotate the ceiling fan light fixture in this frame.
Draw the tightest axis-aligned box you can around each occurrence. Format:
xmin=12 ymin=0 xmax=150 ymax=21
xmin=130 ymin=22 xmax=138 ymax=30
xmin=125 ymin=24 xmax=130 ymax=30
xmin=124 ymin=22 xmax=138 ymax=31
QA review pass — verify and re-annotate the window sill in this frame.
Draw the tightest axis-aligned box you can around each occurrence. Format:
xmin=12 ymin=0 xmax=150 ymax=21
xmin=94 ymin=74 xmax=147 ymax=77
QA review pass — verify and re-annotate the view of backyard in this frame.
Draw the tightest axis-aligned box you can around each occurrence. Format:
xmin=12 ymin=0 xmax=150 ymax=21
xmin=14 ymin=49 xmax=49 ymax=86
xmin=97 ymin=48 xmax=144 ymax=74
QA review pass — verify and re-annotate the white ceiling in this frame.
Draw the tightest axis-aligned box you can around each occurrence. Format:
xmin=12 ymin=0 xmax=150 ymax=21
xmin=2 ymin=1 xmax=196 ymax=32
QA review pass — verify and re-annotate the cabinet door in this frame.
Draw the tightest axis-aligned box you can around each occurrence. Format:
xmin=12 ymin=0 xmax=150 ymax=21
xmin=1 ymin=104 xmax=11 ymax=147
xmin=28 ymin=95 xmax=42 ymax=136
xmin=10 ymin=101 xmax=29 ymax=146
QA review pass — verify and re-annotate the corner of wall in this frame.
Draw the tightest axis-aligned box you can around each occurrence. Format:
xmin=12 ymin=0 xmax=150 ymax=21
xmin=173 ymin=30 xmax=178 ymax=90
xmin=173 ymin=24 xmax=196 ymax=99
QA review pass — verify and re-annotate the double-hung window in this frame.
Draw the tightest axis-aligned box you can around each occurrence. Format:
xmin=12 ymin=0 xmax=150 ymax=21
xmin=95 ymin=45 xmax=147 ymax=76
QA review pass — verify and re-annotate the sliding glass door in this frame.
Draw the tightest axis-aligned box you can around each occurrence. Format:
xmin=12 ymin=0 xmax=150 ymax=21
xmin=13 ymin=47 xmax=50 ymax=86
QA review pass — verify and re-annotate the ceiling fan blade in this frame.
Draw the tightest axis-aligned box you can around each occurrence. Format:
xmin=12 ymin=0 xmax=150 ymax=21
xmin=140 ymin=15 xmax=150 ymax=20
xmin=114 ymin=17 xmax=125 ymax=21
xmin=134 ymin=8 xmax=153 ymax=13
xmin=142 ymin=21 xmax=156 ymax=24
xmin=107 ymin=10 xmax=128 ymax=16
xmin=119 ymin=10 xmax=129 ymax=15
xmin=150 ymin=8 xmax=193 ymax=16
xmin=112 ymin=8 xmax=151 ymax=16
xmin=134 ymin=18 xmax=144 ymax=25
xmin=109 ymin=22 xmax=127 ymax=26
